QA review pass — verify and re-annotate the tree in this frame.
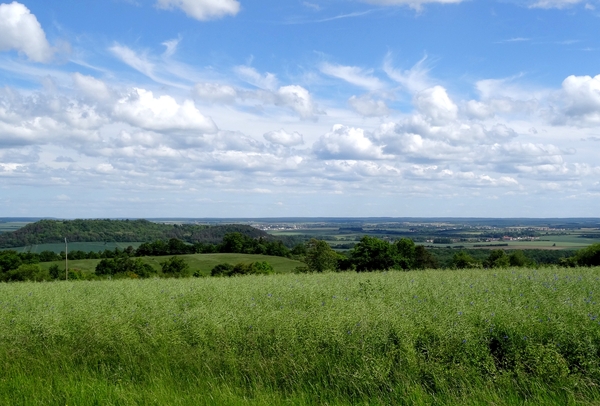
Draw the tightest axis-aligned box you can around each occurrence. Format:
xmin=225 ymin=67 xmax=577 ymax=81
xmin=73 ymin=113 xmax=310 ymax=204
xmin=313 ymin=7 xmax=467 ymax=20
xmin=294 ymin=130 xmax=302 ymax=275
xmin=509 ymin=250 xmax=531 ymax=267
xmin=220 ymin=232 xmax=246 ymax=253
xmin=351 ymin=236 xmax=398 ymax=272
xmin=305 ymin=239 xmax=338 ymax=272
xmin=0 ymin=250 xmax=22 ymax=273
xmin=395 ymin=238 xmax=417 ymax=270
xmin=3 ymin=264 xmax=51 ymax=282
xmin=48 ymin=264 xmax=61 ymax=279
xmin=160 ymin=256 xmax=191 ymax=278
xmin=414 ymin=245 xmax=438 ymax=269
xmin=573 ymin=243 xmax=600 ymax=267
xmin=483 ymin=250 xmax=510 ymax=269
xmin=451 ymin=251 xmax=481 ymax=269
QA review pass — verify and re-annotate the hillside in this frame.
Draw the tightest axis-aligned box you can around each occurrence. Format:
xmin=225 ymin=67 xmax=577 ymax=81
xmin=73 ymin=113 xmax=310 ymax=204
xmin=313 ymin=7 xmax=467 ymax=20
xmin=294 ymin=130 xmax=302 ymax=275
xmin=0 ymin=219 xmax=271 ymax=248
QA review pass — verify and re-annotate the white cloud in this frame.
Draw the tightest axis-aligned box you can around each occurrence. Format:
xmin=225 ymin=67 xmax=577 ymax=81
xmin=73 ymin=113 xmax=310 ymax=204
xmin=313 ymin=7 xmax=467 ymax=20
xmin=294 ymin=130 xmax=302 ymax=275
xmin=264 ymin=129 xmax=304 ymax=147
xmin=413 ymin=86 xmax=457 ymax=125
xmin=383 ymin=54 xmax=433 ymax=94
xmin=113 ymin=88 xmax=217 ymax=134
xmin=559 ymin=74 xmax=600 ymax=125
xmin=529 ymin=0 xmax=584 ymax=8
xmin=276 ymin=85 xmax=318 ymax=119
xmin=0 ymin=2 xmax=54 ymax=63
xmin=194 ymin=82 xmax=237 ymax=103
xmin=109 ymin=44 xmax=155 ymax=78
xmin=72 ymin=73 xmax=111 ymax=101
xmin=360 ymin=0 xmax=464 ymax=9
xmin=313 ymin=124 xmax=388 ymax=160
xmin=156 ymin=0 xmax=240 ymax=20
xmin=234 ymin=65 xmax=278 ymax=90
xmin=349 ymin=95 xmax=389 ymax=116
xmin=162 ymin=38 xmax=180 ymax=58
xmin=320 ymin=63 xmax=384 ymax=91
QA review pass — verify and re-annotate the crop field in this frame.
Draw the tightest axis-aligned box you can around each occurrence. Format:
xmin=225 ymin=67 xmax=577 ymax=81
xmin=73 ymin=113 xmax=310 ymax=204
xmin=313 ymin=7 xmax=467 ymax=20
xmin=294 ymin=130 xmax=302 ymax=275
xmin=38 ymin=253 xmax=304 ymax=276
xmin=0 ymin=222 xmax=32 ymax=234
xmin=2 ymin=241 xmax=145 ymax=254
xmin=2 ymin=268 xmax=600 ymax=405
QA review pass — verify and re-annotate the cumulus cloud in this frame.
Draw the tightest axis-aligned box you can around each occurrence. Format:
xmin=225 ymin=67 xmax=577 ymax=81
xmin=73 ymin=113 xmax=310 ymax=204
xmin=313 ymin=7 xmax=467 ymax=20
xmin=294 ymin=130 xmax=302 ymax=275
xmin=264 ymin=129 xmax=304 ymax=147
xmin=349 ymin=95 xmax=389 ymax=116
xmin=72 ymin=73 xmax=111 ymax=101
xmin=413 ymin=86 xmax=457 ymax=125
xmin=313 ymin=124 xmax=388 ymax=160
xmin=155 ymin=0 xmax=240 ymax=20
xmin=320 ymin=63 xmax=384 ymax=91
xmin=194 ymin=82 xmax=237 ymax=103
xmin=0 ymin=2 xmax=54 ymax=62
xmin=113 ymin=88 xmax=217 ymax=134
xmin=559 ymin=74 xmax=600 ymax=125
xmin=276 ymin=85 xmax=318 ymax=119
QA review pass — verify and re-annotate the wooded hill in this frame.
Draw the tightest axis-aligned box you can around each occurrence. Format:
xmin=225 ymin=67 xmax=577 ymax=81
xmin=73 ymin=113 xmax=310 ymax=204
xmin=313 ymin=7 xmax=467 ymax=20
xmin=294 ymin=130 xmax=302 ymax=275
xmin=0 ymin=219 xmax=273 ymax=248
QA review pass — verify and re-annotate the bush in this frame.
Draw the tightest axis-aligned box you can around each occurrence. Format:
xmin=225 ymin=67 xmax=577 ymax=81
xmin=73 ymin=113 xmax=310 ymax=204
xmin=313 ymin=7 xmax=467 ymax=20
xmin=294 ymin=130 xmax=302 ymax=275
xmin=2 ymin=264 xmax=51 ymax=282
xmin=211 ymin=261 xmax=274 ymax=277
xmin=49 ymin=264 xmax=62 ymax=279
xmin=160 ymin=256 xmax=191 ymax=278
xmin=95 ymin=257 xmax=156 ymax=278
xmin=211 ymin=263 xmax=234 ymax=276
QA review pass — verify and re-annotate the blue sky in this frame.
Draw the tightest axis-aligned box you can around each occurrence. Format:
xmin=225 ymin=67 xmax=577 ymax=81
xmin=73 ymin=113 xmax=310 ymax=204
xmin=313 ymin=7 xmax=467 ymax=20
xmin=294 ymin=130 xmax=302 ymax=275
xmin=0 ymin=0 xmax=599 ymax=218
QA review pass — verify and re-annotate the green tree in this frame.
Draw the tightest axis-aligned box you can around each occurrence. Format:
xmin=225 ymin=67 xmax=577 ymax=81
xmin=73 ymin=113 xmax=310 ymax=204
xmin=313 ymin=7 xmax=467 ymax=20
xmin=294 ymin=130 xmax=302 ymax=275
xmin=305 ymin=239 xmax=338 ymax=273
xmin=160 ymin=256 xmax=191 ymax=278
xmin=0 ymin=250 xmax=22 ymax=273
xmin=451 ymin=251 xmax=481 ymax=269
xmin=484 ymin=250 xmax=510 ymax=268
xmin=509 ymin=250 xmax=531 ymax=267
xmin=414 ymin=245 xmax=438 ymax=269
xmin=395 ymin=238 xmax=417 ymax=270
xmin=351 ymin=236 xmax=397 ymax=272
xmin=4 ymin=264 xmax=51 ymax=282
xmin=573 ymin=243 xmax=600 ymax=267
xmin=48 ymin=264 xmax=62 ymax=279
xmin=220 ymin=232 xmax=246 ymax=253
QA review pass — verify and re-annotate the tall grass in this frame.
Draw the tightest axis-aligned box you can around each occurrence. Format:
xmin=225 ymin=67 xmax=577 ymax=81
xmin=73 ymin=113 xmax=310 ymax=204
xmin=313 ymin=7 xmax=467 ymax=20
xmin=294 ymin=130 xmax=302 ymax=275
xmin=1 ymin=267 xmax=600 ymax=405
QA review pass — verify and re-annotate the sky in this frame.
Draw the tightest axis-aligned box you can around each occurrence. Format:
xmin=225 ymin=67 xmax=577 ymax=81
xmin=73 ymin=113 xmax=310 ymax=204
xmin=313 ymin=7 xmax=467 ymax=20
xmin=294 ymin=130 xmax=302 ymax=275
xmin=0 ymin=0 xmax=599 ymax=218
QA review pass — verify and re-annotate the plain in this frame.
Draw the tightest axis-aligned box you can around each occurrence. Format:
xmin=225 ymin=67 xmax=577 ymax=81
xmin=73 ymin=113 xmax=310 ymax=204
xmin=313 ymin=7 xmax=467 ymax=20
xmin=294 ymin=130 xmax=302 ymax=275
xmin=2 ymin=267 xmax=600 ymax=405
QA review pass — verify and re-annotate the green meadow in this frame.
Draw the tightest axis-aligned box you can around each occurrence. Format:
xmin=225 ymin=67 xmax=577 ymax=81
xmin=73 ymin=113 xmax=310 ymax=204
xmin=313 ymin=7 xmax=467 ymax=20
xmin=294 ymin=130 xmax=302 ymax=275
xmin=38 ymin=253 xmax=304 ymax=276
xmin=2 ymin=267 xmax=600 ymax=405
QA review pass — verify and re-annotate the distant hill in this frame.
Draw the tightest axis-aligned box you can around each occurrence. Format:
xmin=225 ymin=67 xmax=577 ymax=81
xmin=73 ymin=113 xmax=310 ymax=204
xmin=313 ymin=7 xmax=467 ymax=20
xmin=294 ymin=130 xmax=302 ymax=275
xmin=0 ymin=219 xmax=272 ymax=248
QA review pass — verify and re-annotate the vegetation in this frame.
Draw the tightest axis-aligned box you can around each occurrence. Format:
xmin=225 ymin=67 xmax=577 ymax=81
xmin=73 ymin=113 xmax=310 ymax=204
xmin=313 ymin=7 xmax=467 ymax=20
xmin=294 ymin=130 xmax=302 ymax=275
xmin=2 ymin=268 xmax=600 ymax=404
xmin=0 ymin=219 xmax=290 ymax=248
xmin=210 ymin=261 xmax=274 ymax=277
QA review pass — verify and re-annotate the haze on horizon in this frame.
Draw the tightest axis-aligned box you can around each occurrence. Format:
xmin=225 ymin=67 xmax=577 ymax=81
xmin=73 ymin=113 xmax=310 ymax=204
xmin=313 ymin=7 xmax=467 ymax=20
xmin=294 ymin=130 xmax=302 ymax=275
xmin=0 ymin=0 xmax=599 ymax=218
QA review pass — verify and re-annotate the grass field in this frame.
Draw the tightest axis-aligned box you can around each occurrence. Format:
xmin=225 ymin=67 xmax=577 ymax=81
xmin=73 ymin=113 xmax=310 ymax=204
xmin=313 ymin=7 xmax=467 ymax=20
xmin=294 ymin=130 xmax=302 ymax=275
xmin=38 ymin=253 xmax=304 ymax=276
xmin=2 ymin=267 xmax=600 ymax=404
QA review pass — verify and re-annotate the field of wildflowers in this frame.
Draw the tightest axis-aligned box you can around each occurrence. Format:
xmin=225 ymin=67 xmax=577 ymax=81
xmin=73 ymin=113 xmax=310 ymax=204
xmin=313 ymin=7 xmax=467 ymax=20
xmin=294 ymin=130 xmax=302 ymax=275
xmin=1 ymin=267 xmax=600 ymax=405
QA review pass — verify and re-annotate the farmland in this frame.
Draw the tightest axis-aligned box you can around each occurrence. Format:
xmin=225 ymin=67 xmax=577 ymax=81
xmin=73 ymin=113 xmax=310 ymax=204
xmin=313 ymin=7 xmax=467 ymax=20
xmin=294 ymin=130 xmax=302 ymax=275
xmin=2 ymin=267 xmax=600 ymax=404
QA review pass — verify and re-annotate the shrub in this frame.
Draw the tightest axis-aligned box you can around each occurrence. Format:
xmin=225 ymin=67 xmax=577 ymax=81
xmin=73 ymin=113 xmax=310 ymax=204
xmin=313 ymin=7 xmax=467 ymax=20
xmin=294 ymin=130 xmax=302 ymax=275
xmin=160 ymin=256 xmax=191 ymax=278
xmin=3 ymin=264 xmax=51 ymax=282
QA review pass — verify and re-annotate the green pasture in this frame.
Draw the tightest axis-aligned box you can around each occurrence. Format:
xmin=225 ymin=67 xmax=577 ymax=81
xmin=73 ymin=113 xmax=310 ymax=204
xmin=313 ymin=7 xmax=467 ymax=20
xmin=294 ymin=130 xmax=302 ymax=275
xmin=2 ymin=268 xmax=600 ymax=404
xmin=38 ymin=253 xmax=304 ymax=276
